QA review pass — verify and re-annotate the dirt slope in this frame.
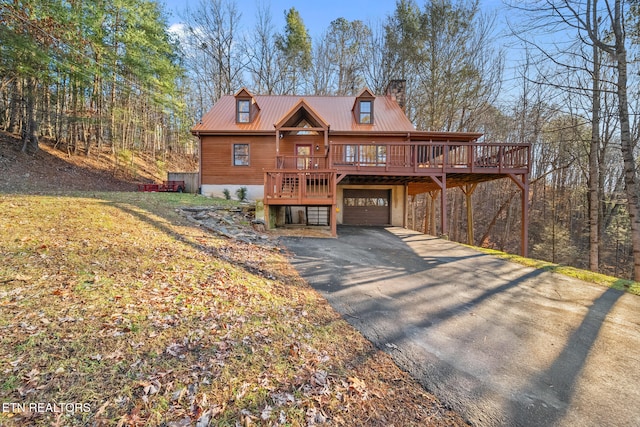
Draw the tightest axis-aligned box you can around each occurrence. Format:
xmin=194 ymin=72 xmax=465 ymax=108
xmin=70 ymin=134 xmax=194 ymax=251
xmin=0 ymin=131 xmax=195 ymax=193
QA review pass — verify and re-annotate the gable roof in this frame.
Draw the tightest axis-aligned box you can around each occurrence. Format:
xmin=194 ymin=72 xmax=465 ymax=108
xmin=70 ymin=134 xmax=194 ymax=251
xmin=234 ymin=88 xmax=254 ymax=98
xmin=274 ymin=98 xmax=329 ymax=130
xmin=192 ymin=94 xmax=415 ymax=134
xmin=354 ymin=88 xmax=375 ymax=99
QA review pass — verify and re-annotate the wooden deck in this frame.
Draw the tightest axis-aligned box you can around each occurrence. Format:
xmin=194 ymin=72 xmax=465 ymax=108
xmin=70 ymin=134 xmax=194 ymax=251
xmin=328 ymin=141 xmax=529 ymax=174
xmin=264 ymin=170 xmax=335 ymax=205
xmin=266 ymin=141 xmax=530 ymax=201
xmin=264 ymin=140 xmax=530 ymax=256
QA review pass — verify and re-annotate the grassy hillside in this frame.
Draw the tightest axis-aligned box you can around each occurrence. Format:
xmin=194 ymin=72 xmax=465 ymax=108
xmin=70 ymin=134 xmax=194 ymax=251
xmin=0 ymin=192 xmax=466 ymax=426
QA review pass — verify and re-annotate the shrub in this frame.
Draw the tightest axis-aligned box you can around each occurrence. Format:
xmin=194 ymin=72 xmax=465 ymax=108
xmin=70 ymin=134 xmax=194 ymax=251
xmin=235 ymin=186 xmax=248 ymax=202
xmin=222 ymin=188 xmax=231 ymax=200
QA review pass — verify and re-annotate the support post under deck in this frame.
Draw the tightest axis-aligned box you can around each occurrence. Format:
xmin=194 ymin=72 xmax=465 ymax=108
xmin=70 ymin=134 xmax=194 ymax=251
xmin=431 ymin=175 xmax=447 ymax=239
xmin=330 ymin=204 xmax=337 ymax=237
xmin=461 ymin=183 xmax=478 ymax=246
xmin=508 ymin=173 xmax=529 ymax=257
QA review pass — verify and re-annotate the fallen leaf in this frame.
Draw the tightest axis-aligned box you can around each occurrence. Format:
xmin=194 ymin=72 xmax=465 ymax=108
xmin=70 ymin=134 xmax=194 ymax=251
xmin=166 ymin=342 xmax=185 ymax=357
xmin=348 ymin=376 xmax=367 ymax=395
xmin=260 ymin=405 xmax=272 ymax=420
xmin=195 ymin=405 xmax=223 ymax=427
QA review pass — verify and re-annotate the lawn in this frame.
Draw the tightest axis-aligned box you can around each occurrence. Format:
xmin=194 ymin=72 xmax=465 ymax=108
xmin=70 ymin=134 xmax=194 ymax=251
xmin=470 ymin=246 xmax=640 ymax=296
xmin=0 ymin=192 xmax=464 ymax=426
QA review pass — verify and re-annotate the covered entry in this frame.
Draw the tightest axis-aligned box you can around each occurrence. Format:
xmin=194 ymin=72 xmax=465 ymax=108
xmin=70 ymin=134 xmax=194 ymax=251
xmin=343 ymin=189 xmax=390 ymax=225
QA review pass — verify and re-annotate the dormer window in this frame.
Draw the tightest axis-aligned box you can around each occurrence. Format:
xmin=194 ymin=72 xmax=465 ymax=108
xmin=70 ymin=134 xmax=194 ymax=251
xmin=234 ymin=88 xmax=259 ymax=124
xmin=237 ymin=99 xmax=250 ymax=123
xmin=353 ymin=88 xmax=375 ymax=125
xmin=359 ymin=100 xmax=372 ymax=124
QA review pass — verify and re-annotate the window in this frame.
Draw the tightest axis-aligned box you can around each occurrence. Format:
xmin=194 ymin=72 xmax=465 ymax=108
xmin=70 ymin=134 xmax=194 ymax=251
xmin=360 ymin=145 xmax=386 ymax=165
xmin=234 ymin=144 xmax=249 ymax=166
xmin=237 ymin=100 xmax=250 ymax=123
xmin=343 ymin=197 xmax=389 ymax=207
xmin=344 ymin=145 xmax=386 ymax=165
xmin=359 ymin=100 xmax=372 ymax=124
xmin=345 ymin=145 xmax=357 ymax=163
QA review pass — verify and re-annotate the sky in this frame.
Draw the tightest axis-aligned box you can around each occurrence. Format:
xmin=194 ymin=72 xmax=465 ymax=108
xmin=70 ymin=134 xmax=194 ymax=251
xmin=160 ymin=0 xmax=520 ymax=103
xmin=162 ymin=0 xmax=399 ymax=36
xmin=161 ymin=0 xmax=508 ymax=39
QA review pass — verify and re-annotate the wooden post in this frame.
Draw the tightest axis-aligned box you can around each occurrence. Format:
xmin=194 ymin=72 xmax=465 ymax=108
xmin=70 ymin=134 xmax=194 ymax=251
xmin=411 ymin=195 xmax=415 ymax=230
xmin=429 ymin=191 xmax=438 ymax=235
xmin=331 ymin=171 xmax=337 ymax=237
xmin=423 ymin=194 xmax=430 ymax=234
xmin=264 ymin=203 xmax=270 ymax=229
xmin=431 ymin=175 xmax=447 ymax=238
xmin=331 ymin=204 xmax=337 ymax=237
xmin=508 ymin=173 xmax=529 ymax=257
xmin=461 ymin=183 xmax=478 ymax=246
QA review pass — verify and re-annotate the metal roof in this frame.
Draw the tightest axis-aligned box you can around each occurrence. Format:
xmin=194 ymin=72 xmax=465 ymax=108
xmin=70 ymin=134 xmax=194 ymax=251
xmin=191 ymin=94 xmax=416 ymax=134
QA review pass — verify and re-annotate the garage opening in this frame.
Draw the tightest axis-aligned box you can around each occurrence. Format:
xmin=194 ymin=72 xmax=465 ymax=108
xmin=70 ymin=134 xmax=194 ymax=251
xmin=284 ymin=206 xmax=330 ymax=226
xmin=306 ymin=206 xmax=330 ymax=226
xmin=343 ymin=189 xmax=390 ymax=225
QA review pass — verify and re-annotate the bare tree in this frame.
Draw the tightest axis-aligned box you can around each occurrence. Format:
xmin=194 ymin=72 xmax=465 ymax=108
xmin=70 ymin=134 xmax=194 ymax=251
xmin=542 ymin=0 xmax=640 ymax=280
xmin=385 ymin=0 xmax=503 ymax=131
xmin=245 ymin=3 xmax=282 ymax=94
xmin=309 ymin=31 xmax=335 ymax=95
xmin=359 ymin=20 xmax=392 ymax=95
xmin=182 ymin=0 xmax=244 ymax=108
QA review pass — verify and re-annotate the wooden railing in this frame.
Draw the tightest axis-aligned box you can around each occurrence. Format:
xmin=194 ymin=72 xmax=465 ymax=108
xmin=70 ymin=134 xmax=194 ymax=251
xmin=273 ymin=142 xmax=529 ymax=175
xmin=328 ymin=141 xmax=530 ymax=174
xmin=276 ymin=155 xmax=329 ymax=170
xmin=266 ymin=142 xmax=529 ymax=202
xmin=264 ymin=170 xmax=335 ymax=205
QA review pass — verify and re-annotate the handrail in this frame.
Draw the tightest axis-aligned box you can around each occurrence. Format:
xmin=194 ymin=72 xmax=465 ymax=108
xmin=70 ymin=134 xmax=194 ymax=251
xmin=275 ymin=142 xmax=530 ymax=173
xmin=276 ymin=155 xmax=329 ymax=170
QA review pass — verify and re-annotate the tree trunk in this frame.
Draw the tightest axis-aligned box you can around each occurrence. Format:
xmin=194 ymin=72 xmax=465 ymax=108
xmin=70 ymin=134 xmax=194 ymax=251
xmin=21 ymin=77 xmax=39 ymax=153
xmin=43 ymin=87 xmax=52 ymax=138
xmin=614 ymin=42 xmax=640 ymax=280
xmin=8 ymin=78 xmax=21 ymax=134
xmin=588 ymin=1 xmax=601 ymax=273
xmin=480 ymin=191 xmax=518 ymax=248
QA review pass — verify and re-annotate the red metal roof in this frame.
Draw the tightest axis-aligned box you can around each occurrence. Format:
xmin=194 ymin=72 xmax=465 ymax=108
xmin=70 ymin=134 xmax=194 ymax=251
xmin=191 ymin=94 xmax=416 ymax=134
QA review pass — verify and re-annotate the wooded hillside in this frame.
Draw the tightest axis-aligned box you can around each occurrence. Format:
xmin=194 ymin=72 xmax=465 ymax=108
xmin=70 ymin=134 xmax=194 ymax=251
xmin=1 ymin=0 xmax=638 ymax=280
xmin=0 ymin=0 xmax=194 ymax=158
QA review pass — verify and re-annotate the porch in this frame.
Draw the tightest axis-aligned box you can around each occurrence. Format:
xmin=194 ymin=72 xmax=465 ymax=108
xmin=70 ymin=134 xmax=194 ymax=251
xmin=265 ymin=140 xmax=530 ymax=196
xmin=263 ymin=139 xmax=531 ymax=255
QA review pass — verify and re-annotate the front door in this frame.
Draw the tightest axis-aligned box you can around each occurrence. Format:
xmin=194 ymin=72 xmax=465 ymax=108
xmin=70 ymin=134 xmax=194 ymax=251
xmin=296 ymin=144 xmax=311 ymax=169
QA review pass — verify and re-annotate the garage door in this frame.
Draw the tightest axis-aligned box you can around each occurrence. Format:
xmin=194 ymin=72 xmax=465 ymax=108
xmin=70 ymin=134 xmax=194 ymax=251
xmin=343 ymin=189 xmax=390 ymax=225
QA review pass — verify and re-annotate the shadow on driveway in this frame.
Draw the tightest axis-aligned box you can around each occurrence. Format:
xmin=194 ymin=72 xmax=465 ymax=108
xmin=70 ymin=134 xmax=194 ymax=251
xmin=281 ymin=226 xmax=640 ymax=427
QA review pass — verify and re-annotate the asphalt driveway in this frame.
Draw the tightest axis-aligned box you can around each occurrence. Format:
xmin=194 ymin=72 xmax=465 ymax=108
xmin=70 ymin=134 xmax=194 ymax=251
xmin=281 ymin=226 xmax=640 ymax=427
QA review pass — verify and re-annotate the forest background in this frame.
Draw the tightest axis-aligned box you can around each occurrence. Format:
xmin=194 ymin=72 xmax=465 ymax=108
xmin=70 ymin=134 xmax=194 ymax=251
xmin=1 ymin=0 xmax=639 ymax=280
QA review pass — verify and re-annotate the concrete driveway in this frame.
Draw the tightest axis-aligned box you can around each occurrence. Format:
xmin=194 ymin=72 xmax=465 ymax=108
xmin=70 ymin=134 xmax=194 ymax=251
xmin=281 ymin=226 xmax=640 ymax=427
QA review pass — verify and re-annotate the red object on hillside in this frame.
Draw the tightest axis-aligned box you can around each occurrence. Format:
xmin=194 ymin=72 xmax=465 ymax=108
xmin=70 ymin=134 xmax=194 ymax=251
xmin=137 ymin=181 xmax=185 ymax=192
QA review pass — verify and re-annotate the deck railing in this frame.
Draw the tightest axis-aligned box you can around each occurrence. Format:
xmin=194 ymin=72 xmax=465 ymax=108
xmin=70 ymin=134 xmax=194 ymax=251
xmin=266 ymin=141 xmax=529 ymax=202
xmin=276 ymin=155 xmax=329 ymax=170
xmin=328 ymin=141 xmax=530 ymax=173
xmin=273 ymin=142 xmax=529 ymax=174
xmin=264 ymin=170 xmax=335 ymax=204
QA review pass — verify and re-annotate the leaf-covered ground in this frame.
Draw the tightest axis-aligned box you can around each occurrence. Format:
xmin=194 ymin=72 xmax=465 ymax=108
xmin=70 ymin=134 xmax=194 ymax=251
xmin=0 ymin=192 xmax=467 ymax=426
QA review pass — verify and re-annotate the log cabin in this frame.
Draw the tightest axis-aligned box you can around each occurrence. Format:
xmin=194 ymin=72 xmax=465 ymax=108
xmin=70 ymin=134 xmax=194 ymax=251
xmin=192 ymin=81 xmax=531 ymax=255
